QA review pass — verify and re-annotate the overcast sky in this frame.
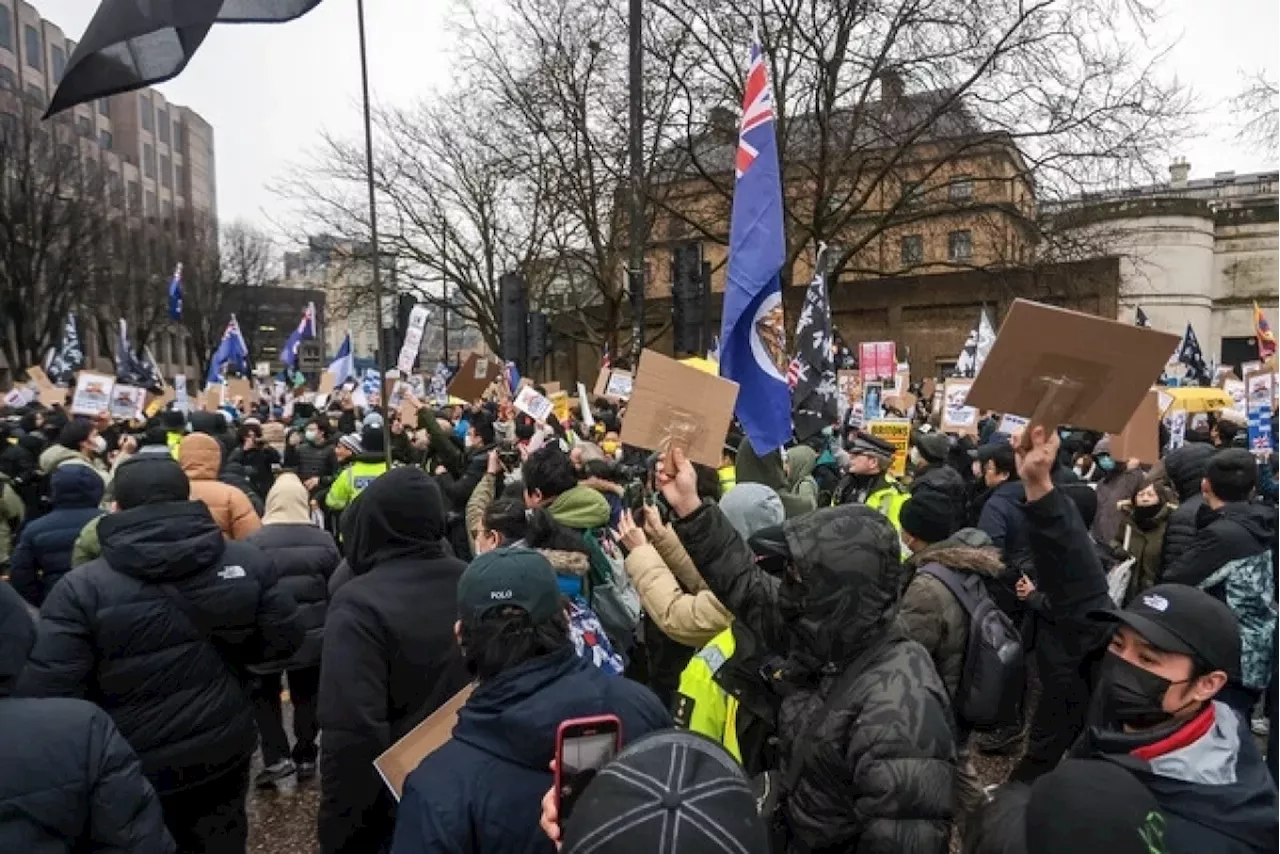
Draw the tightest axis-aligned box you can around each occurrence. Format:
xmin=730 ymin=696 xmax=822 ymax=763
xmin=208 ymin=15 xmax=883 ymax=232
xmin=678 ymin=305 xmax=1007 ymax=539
xmin=36 ymin=0 xmax=1280 ymax=241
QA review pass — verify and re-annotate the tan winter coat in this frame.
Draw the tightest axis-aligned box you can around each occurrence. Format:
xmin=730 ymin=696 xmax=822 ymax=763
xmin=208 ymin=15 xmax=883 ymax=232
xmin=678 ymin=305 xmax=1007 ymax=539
xmin=623 ymin=524 xmax=731 ymax=648
xmin=897 ymin=540 xmax=1005 ymax=701
xmin=178 ymin=433 xmax=262 ymax=540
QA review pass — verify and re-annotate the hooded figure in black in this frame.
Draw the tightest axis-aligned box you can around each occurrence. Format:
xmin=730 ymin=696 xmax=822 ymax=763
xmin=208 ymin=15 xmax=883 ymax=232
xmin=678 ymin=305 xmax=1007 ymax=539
xmin=663 ymin=447 xmax=956 ymax=854
xmin=17 ymin=455 xmax=303 ymax=853
xmin=0 ymin=580 xmax=176 ymax=853
xmin=1156 ymin=443 xmax=1216 ymax=580
xmin=318 ymin=467 xmax=471 ymax=854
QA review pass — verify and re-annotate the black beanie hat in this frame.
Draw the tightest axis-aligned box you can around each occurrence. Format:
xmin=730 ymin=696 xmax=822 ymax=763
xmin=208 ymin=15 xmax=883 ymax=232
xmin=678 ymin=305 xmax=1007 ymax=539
xmin=1025 ymin=759 xmax=1165 ymax=854
xmin=361 ymin=423 xmax=385 ymax=453
xmin=899 ymin=489 xmax=955 ymax=544
xmin=562 ymin=730 xmax=769 ymax=854
xmin=113 ymin=456 xmax=190 ymax=510
xmin=1062 ymin=482 xmax=1099 ymax=529
xmin=162 ymin=409 xmax=186 ymax=430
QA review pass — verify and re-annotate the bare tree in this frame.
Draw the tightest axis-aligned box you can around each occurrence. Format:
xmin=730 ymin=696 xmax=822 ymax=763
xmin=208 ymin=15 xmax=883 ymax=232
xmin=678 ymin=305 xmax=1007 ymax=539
xmin=0 ymin=95 xmax=114 ymax=371
xmin=1232 ymin=70 xmax=1278 ymax=160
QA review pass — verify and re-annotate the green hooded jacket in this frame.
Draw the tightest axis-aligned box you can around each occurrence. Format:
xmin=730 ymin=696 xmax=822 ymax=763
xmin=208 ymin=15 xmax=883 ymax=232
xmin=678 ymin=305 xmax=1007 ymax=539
xmin=736 ymin=440 xmax=817 ymax=519
xmin=547 ymin=485 xmax=612 ymax=530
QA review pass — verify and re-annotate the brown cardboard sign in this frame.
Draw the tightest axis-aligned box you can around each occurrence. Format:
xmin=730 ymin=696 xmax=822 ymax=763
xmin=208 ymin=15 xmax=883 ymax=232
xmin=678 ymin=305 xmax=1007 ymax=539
xmin=201 ymin=384 xmax=223 ymax=412
xmin=226 ymin=378 xmax=253 ymax=407
xmin=941 ymin=379 xmax=979 ymax=435
xmin=619 ymin=350 xmax=739 ymax=467
xmin=542 ymin=381 xmax=562 ymax=396
xmin=964 ymin=299 xmax=1181 ymax=434
xmin=1111 ymin=389 xmax=1160 ymax=466
xmin=375 ymin=683 xmax=475 ymax=800
xmin=317 ymin=372 xmax=337 ymax=396
xmin=448 ymin=354 xmax=501 ymax=403
xmin=594 ymin=367 xmax=634 ymax=400
xmin=25 ymin=365 xmax=58 ymax=404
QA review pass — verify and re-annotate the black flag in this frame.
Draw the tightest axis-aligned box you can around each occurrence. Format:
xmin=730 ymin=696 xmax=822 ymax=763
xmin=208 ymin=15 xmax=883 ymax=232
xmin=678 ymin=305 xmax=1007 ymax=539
xmin=1135 ymin=306 xmax=1150 ymax=327
xmin=47 ymin=0 xmax=324 ymax=118
xmin=789 ymin=246 xmax=838 ymax=442
xmin=1176 ymin=323 xmax=1210 ymax=387
xmin=45 ymin=312 xmax=85 ymax=384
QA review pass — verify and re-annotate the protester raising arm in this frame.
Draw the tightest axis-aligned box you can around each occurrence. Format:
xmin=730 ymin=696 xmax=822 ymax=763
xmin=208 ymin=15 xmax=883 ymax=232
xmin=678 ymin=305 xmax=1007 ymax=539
xmin=658 ymin=447 xmax=786 ymax=654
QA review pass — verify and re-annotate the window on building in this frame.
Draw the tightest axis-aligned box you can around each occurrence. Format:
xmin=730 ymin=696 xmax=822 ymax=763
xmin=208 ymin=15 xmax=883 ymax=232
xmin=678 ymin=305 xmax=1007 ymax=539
xmin=948 ymin=176 xmax=974 ymax=202
xmin=173 ymin=120 xmax=184 ymax=149
xmin=185 ymin=338 xmax=194 ymax=365
xmin=24 ymin=83 xmax=42 ymax=103
xmin=99 ymin=129 xmax=112 ymax=150
xmin=168 ymin=331 xmax=178 ymax=365
xmin=51 ymin=43 xmax=65 ymax=82
xmin=140 ymin=93 xmax=153 ymax=130
xmin=158 ymin=108 xmax=169 ymax=143
xmin=0 ymin=7 xmax=11 ymax=51
xmin=145 ymin=189 xmax=156 ymax=217
xmin=75 ymin=114 xmax=90 ymax=137
xmin=0 ymin=111 xmax=17 ymax=144
xmin=143 ymin=143 xmax=155 ymax=178
xmin=22 ymin=24 xmax=39 ymax=70
xmin=162 ymin=199 xmax=172 ymax=221
xmin=108 ymin=171 xmax=122 ymax=207
xmin=948 ymin=230 xmax=973 ymax=261
xmin=901 ymin=180 xmax=924 ymax=208
xmin=178 ymin=218 xmax=187 ymax=240
xmin=127 ymin=180 xmax=140 ymax=212
xmin=900 ymin=234 xmax=924 ymax=265
xmin=0 ymin=66 xmax=14 ymax=90
xmin=98 ymin=97 xmax=109 ymax=116
xmin=160 ymin=154 xmax=170 ymax=187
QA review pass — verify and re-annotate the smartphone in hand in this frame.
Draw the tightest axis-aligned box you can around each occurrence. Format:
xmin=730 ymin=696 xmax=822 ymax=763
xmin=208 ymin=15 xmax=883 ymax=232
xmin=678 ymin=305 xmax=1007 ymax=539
xmin=554 ymin=715 xmax=622 ymax=822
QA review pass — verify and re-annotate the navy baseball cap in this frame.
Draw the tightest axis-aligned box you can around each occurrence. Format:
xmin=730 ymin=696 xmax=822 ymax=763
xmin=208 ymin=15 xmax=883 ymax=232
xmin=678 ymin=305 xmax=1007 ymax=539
xmin=457 ymin=547 xmax=561 ymax=624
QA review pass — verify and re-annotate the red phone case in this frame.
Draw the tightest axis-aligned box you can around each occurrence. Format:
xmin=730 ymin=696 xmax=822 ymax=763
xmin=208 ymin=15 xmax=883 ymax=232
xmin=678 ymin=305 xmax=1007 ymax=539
xmin=554 ymin=715 xmax=622 ymax=816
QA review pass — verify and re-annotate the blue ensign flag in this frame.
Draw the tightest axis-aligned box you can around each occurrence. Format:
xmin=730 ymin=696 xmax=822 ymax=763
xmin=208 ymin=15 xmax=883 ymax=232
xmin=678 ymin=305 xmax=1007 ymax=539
xmin=719 ymin=40 xmax=792 ymax=454
xmin=281 ymin=302 xmax=316 ymax=369
xmin=206 ymin=315 xmax=249 ymax=385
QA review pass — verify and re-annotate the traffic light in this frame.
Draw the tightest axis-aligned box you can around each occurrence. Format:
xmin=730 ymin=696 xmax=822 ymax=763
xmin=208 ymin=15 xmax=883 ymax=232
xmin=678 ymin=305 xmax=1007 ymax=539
xmin=671 ymin=243 xmax=705 ymax=355
xmin=499 ymin=272 xmax=528 ymax=368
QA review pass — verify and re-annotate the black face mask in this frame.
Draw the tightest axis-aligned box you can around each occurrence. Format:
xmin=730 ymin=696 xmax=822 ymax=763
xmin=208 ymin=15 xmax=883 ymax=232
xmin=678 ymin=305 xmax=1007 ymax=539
xmin=1132 ymin=503 xmax=1162 ymax=529
xmin=1097 ymin=652 xmax=1196 ymax=730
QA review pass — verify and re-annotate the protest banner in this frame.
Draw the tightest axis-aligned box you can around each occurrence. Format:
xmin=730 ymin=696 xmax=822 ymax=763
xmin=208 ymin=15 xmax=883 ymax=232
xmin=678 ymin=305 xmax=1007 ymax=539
xmin=70 ymin=372 xmax=114 ymax=416
xmin=862 ymin=382 xmax=884 ymax=420
xmin=868 ymin=419 xmax=911 ymax=478
xmin=108 ymin=384 xmax=146 ymax=421
xmin=1245 ymin=370 xmax=1274 ymax=454
xmin=941 ymin=379 xmax=979 ymax=435
xmin=514 ymin=386 xmax=554 ymax=422
xmin=448 ymin=354 xmax=501 ymax=402
xmin=25 ymin=366 xmax=57 ymax=403
xmin=594 ymin=367 xmax=634 ymax=400
xmin=396 ymin=305 xmax=431 ymax=374
xmin=549 ymin=391 xmax=570 ymax=424
xmin=619 ymin=350 xmax=738 ymax=468
xmin=577 ymin=382 xmax=595 ymax=428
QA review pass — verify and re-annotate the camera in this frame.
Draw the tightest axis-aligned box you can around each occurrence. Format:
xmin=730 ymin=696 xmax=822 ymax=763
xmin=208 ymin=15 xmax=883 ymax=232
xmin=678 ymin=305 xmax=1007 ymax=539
xmin=497 ymin=442 xmax=522 ymax=470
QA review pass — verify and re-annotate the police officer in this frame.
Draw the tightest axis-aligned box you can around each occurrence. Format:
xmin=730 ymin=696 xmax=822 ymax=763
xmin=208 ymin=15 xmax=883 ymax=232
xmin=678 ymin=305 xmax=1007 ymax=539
xmin=326 ymin=423 xmax=390 ymax=513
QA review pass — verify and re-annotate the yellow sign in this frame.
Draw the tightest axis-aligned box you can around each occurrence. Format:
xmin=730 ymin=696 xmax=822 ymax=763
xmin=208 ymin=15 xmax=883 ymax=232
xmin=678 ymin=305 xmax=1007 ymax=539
xmin=868 ymin=419 xmax=911 ymax=478
xmin=550 ymin=391 xmax=570 ymax=424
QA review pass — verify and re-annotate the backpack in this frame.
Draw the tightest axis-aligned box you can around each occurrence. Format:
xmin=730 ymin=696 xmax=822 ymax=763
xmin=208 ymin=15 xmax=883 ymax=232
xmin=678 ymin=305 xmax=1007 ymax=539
xmin=918 ymin=562 xmax=1026 ymax=729
xmin=581 ymin=527 xmax=641 ymax=652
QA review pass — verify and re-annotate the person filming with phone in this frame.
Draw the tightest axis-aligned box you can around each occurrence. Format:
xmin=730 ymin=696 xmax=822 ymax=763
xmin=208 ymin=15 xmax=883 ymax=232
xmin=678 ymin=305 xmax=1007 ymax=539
xmin=390 ymin=547 xmax=669 ymax=854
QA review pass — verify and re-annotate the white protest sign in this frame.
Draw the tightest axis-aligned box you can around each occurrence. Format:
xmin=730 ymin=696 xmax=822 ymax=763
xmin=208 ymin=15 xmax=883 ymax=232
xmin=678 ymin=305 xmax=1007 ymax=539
xmin=396 ymin=305 xmax=431 ymax=374
xmin=577 ymin=382 xmax=595 ymax=428
xmin=997 ymin=413 xmax=1029 ymax=435
xmin=71 ymin=372 xmax=114 ymax=415
xmin=3 ymin=386 xmax=34 ymax=407
xmin=1164 ymin=410 xmax=1186 ymax=451
xmin=514 ymin=386 xmax=554 ymax=422
xmin=108 ymin=384 xmax=146 ymax=421
xmin=174 ymin=375 xmax=190 ymax=413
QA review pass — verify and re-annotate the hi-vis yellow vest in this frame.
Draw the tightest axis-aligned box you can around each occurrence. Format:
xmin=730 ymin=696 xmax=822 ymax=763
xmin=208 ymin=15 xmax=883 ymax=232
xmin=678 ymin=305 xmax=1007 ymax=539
xmin=674 ymin=627 xmax=741 ymax=763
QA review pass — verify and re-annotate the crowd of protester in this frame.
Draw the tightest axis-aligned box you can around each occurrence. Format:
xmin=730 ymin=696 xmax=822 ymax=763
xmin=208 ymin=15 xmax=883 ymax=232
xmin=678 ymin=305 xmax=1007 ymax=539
xmin=0 ymin=381 xmax=1276 ymax=854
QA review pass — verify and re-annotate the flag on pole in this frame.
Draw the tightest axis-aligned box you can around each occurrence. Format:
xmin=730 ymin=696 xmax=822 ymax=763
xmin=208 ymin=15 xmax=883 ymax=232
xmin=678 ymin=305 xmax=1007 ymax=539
xmin=789 ymin=245 xmax=838 ymax=442
xmin=1176 ymin=323 xmax=1210 ymax=387
xmin=707 ymin=334 xmax=720 ymax=363
xmin=45 ymin=312 xmax=84 ymax=384
xmin=206 ymin=315 xmax=249 ymax=385
xmin=1135 ymin=306 xmax=1149 ymax=327
xmin=167 ymin=263 xmax=183 ymax=320
xmin=1254 ymin=302 xmax=1276 ymax=360
xmin=429 ymin=362 xmax=454 ymax=404
xmin=114 ymin=318 xmax=147 ymax=384
xmin=46 ymin=0 xmax=325 ymax=118
xmin=326 ymin=332 xmax=354 ymax=383
xmin=954 ymin=307 xmax=996 ymax=378
xmin=601 ymin=343 xmax=611 ymax=371
xmin=719 ymin=38 xmax=792 ymax=454
xmin=281 ymin=302 xmax=316 ymax=369
xmin=139 ymin=345 xmax=164 ymax=390
xmin=504 ymin=361 xmax=522 ymax=395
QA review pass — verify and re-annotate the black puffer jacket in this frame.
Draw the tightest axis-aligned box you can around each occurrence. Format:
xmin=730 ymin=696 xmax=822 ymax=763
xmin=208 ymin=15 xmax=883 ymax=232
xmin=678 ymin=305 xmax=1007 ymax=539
xmin=293 ymin=439 xmax=337 ymax=485
xmin=0 ymin=582 xmax=176 ymax=854
xmin=246 ymin=522 xmax=341 ymax=671
xmin=7 ymin=464 xmax=104 ymax=606
xmin=318 ymin=468 xmax=469 ymax=854
xmin=17 ymin=500 xmax=304 ymax=794
xmin=674 ymin=502 xmax=955 ymax=854
xmin=1158 ymin=443 xmax=1216 ymax=580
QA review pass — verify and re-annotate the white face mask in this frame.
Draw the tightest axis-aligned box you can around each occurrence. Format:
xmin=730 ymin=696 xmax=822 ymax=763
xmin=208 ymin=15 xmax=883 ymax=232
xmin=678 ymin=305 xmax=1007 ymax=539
xmin=91 ymin=435 xmax=107 ymax=455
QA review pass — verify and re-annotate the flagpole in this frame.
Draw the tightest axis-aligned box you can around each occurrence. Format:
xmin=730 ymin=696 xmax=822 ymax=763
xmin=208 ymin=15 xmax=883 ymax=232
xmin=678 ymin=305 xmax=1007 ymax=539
xmin=626 ymin=0 xmax=644 ymax=367
xmin=355 ymin=0 xmax=393 ymax=465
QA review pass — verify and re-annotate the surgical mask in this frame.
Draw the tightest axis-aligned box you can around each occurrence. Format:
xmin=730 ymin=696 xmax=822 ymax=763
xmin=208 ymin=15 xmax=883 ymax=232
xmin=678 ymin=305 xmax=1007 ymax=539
xmin=1096 ymin=652 xmax=1194 ymax=730
xmin=305 ymin=429 xmax=319 ymax=443
xmin=1096 ymin=455 xmax=1116 ymax=472
xmin=91 ymin=435 xmax=107 ymax=454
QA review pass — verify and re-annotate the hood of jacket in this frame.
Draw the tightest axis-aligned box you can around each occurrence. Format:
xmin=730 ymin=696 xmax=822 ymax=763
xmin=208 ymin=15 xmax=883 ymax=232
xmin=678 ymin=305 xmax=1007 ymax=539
xmin=38 ymin=443 xmax=90 ymax=475
xmin=453 ymin=648 xmax=606 ymax=771
xmin=783 ymin=503 xmax=907 ymax=666
xmin=538 ymin=548 xmax=591 ymax=577
xmin=98 ymin=500 xmax=227 ymax=582
xmin=547 ymin=485 xmax=611 ymax=530
xmin=49 ymin=462 xmax=105 ymax=508
xmin=343 ymin=467 xmax=446 ymax=575
xmin=263 ymin=472 xmax=312 ymax=524
xmin=178 ymin=433 xmax=223 ymax=481
xmin=784 ymin=445 xmax=818 ymax=490
xmin=913 ymin=462 xmax=965 ymax=494
xmin=908 ymin=537 xmax=1005 ymax=577
xmin=0 ymin=581 xmax=34 ymax=697
xmin=1162 ymin=444 xmax=1216 ymax=501
xmin=188 ymin=410 xmax=226 ymax=436
xmin=1198 ymin=501 xmax=1278 ymax=547
xmin=1117 ymin=500 xmax=1177 ymax=529
xmin=735 ymin=439 xmax=787 ymax=492
xmin=719 ymin=483 xmax=786 ymax=543
xmin=1082 ymin=702 xmax=1276 ymax=851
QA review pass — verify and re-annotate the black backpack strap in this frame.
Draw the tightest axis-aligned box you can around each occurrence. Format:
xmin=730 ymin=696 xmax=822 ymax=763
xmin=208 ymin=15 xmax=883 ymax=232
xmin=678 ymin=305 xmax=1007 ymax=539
xmin=917 ymin=562 xmax=979 ymax=617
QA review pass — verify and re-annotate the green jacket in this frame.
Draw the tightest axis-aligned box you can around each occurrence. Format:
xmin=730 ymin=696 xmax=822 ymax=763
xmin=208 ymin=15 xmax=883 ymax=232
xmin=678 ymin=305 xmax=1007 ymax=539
xmin=735 ymin=439 xmax=817 ymax=518
xmin=72 ymin=514 xmax=102 ymax=568
xmin=0 ymin=475 xmax=24 ymax=566
xmin=326 ymin=455 xmax=390 ymax=511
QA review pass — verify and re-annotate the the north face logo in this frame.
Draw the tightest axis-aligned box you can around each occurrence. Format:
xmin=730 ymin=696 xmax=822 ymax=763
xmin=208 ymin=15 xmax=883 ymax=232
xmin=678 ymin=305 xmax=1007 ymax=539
xmin=218 ymin=565 xmax=246 ymax=580
xmin=1142 ymin=593 xmax=1169 ymax=612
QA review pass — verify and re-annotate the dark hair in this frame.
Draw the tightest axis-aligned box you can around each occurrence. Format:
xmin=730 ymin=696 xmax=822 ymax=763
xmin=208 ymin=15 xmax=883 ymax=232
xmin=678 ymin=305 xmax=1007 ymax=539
xmin=514 ymin=420 xmax=536 ymax=442
xmin=962 ymin=782 xmax=1029 ymax=854
xmin=307 ymin=417 xmax=329 ymax=435
xmin=1215 ymin=418 xmax=1242 ymax=444
xmin=460 ymin=606 xmax=572 ymax=680
xmin=694 ymin=462 xmax=722 ymax=501
xmin=1206 ymin=448 xmax=1257 ymax=503
xmin=140 ymin=426 xmax=169 ymax=447
xmin=580 ymin=458 xmax=622 ymax=483
xmin=522 ymin=445 xmax=578 ymax=499
xmin=57 ymin=420 xmax=93 ymax=450
xmin=482 ymin=498 xmax=529 ymax=545
xmin=237 ymin=423 xmax=262 ymax=442
xmin=985 ymin=444 xmax=1017 ymax=478
xmin=470 ymin=412 xmax=496 ymax=447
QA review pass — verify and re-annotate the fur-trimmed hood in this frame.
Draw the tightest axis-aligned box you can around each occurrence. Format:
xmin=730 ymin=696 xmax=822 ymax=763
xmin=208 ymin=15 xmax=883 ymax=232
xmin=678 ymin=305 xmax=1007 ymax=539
xmin=537 ymin=548 xmax=590 ymax=577
xmin=908 ymin=541 xmax=1005 ymax=578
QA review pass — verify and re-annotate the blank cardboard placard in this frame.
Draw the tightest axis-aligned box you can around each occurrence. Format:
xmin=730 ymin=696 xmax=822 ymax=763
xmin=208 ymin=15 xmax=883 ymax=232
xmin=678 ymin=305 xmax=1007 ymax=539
xmin=1110 ymin=389 xmax=1160 ymax=465
xmin=226 ymin=377 xmax=253 ymax=405
xmin=25 ymin=365 xmax=58 ymax=403
xmin=619 ymin=349 xmax=739 ymax=468
xmin=374 ymin=683 xmax=475 ymax=801
xmin=964 ymin=299 xmax=1181 ymax=434
xmin=448 ymin=354 xmax=501 ymax=403
xmin=317 ymin=372 xmax=337 ymax=396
